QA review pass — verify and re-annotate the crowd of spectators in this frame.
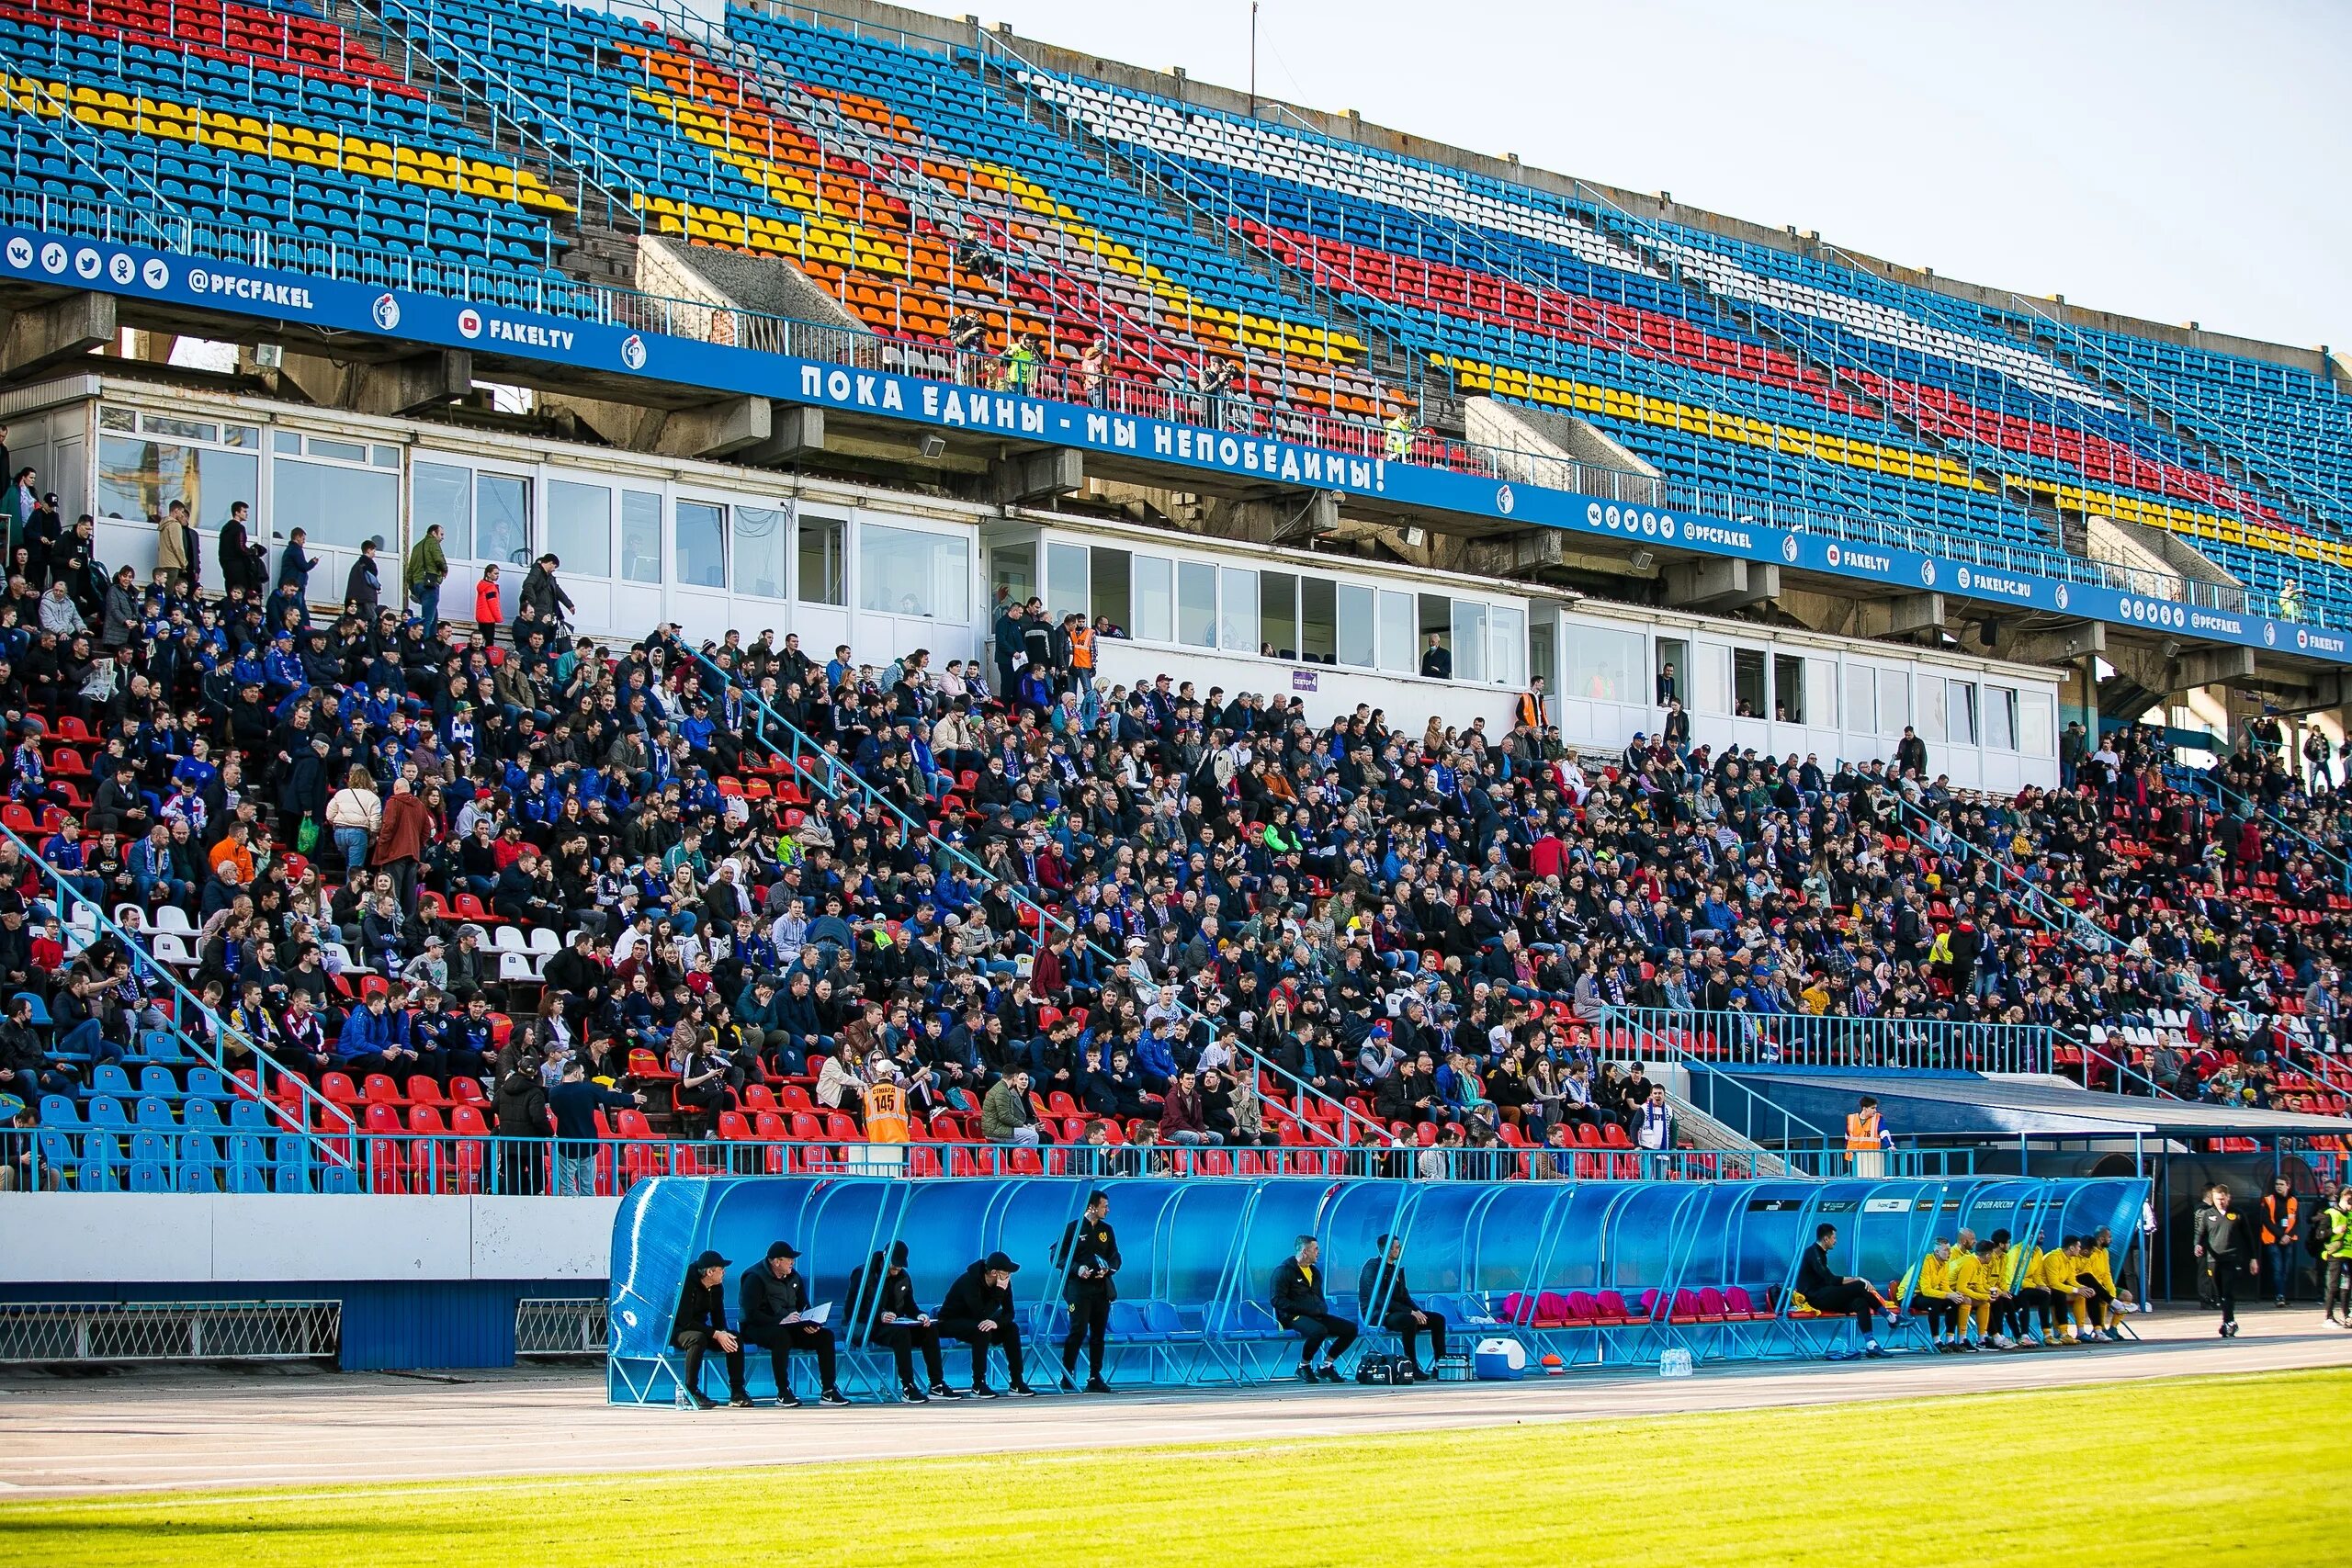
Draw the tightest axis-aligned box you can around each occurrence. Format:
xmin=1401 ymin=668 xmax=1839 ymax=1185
xmin=0 ymin=496 xmax=2346 ymax=1192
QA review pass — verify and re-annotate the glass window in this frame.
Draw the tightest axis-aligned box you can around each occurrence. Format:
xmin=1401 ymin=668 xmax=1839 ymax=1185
xmin=96 ymin=437 xmax=257 ymax=528
xmin=98 ymin=407 xmax=134 ymax=432
xmin=1656 ymin=637 xmax=1689 ymax=707
xmin=1219 ymin=566 xmax=1258 ymax=653
xmin=1564 ymin=624 xmax=1642 ymax=703
xmin=1451 ymin=601 xmax=1488 ymax=683
xmin=1878 ymin=669 xmax=1910 ymax=734
xmin=1261 ymin=571 xmax=1298 ymax=660
xmin=1417 ymin=593 xmax=1451 ymax=677
xmin=274 ymin=458 xmax=397 ymax=549
xmin=273 ymin=430 xmax=300 ymax=456
xmin=1695 ymin=644 xmax=1730 ymax=716
xmin=990 ymin=542 xmax=1035 ymax=609
xmin=474 ymin=472 xmax=530 ymax=565
xmin=1337 ymin=582 xmax=1375 ymax=668
xmin=1302 ymin=577 xmax=1338 ymax=663
xmin=1131 ymin=555 xmax=1171 ymax=642
xmin=1805 ymin=660 xmax=1837 ymax=728
xmin=1378 ymin=590 xmax=1415 ymax=674
xmin=1091 ymin=548 xmax=1131 ymax=636
xmin=1917 ymin=675 xmax=1946 ymax=742
xmin=412 ymin=461 xmax=472 ymax=560
xmin=1771 ymin=654 xmax=1804 ymax=723
xmin=1732 ymin=649 xmax=1767 ymax=717
xmin=372 ymin=445 xmax=401 ymax=468
xmin=1492 ymin=604 xmax=1527 ymax=689
xmin=1986 ymin=686 xmax=2018 ymax=751
xmin=1845 ymin=665 xmax=1876 ymax=735
xmin=548 ymin=479 xmax=612 ymax=581
xmin=1046 ymin=542 xmax=1090 ymax=623
xmin=675 ymin=501 xmax=726 ymax=588
xmin=2020 ymin=692 xmax=2056 ymax=757
xmin=309 ymin=437 xmax=368 ymax=464
xmin=1176 ymin=560 xmax=1216 ymax=648
xmin=732 ymin=504 xmax=789 ymax=599
xmin=620 ymin=491 xmax=662 ymax=584
xmin=1947 ymin=680 xmax=1979 ymax=746
xmin=860 ymin=524 xmax=969 ymax=620
xmin=143 ymin=416 xmax=217 ymax=443
xmin=797 ymin=513 xmax=844 ymax=605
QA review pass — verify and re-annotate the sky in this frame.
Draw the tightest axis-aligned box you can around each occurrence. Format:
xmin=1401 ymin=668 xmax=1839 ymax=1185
xmin=977 ymin=0 xmax=2351 ymax=355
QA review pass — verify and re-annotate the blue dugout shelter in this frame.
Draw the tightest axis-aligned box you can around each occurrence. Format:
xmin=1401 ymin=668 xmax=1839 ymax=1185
xmin=608 ymin=1174 xmax=2148 ymax=1403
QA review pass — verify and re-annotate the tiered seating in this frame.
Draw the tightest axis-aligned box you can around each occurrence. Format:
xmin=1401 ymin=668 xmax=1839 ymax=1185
xmin=1 ymin=0 xmax=571 ymax=269
xmin=1027 ymin=72 xmax=2352 ymax=612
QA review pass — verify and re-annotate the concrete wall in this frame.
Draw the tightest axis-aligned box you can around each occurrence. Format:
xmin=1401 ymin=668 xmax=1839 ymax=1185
xmin=637 ymin=234 xmax=864 ymax=335
xmin=0 ymin=1193 xmax=616 ymax=1284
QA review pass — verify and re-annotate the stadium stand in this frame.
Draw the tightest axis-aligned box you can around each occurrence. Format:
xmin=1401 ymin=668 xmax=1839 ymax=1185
xmin=0 ymin=0 xmax=2348 ymax=1220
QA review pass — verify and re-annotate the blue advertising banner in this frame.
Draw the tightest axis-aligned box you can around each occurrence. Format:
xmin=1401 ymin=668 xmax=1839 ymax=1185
xmin=6 ymin=223 xmax=2336 ymax=668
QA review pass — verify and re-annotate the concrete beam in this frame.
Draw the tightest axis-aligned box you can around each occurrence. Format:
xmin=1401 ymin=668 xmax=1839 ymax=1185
xmin=736 ymin=403 xmax=826 ymax=466
xmin=2000 ymin=620 xmax=2106 ymax=666
xmin=0 ymin=290 xmax=115 ymax=378
xmin=1207 ymin=490 xmax=1337 ymax=546
xmin=652 ymin=396 xmax=769 ymax=460
xmin=2107 ymin=642 xmax=2256 ymax=697
xmin=270 ymin=348 xmax=471 ymax=417
xmin=1662 ymin=557 xmax=1778 ymax=610
xmin=2261 ymin=671 xmax=2352 ymax=718
xmin=991 ymin=446 xmax=1083 ymax=505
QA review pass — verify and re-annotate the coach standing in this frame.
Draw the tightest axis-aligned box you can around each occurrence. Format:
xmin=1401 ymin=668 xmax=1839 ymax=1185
xmin=1271 ymin=1235 xmax=1356 ymax=1383
xmin=2193 ymin=1183 xmax=2256 ymax=1337
xmin=1055 ymin=1190 xmax=1120 ymax=1393
xmin=740 ymin=1241 xmax=849 ymax=1406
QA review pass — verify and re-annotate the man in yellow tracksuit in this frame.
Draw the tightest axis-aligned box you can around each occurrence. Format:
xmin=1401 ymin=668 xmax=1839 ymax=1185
xmin=1951 ymin=1239 xmax=1996 ymax=1350
xmin=1981 ymin=1233 xmax=2025 ymax=1348
xmin=1908 ymin=1239 xmax=1969 ymax=1350
xmin=2031 ymin=1237 xmax=2091 ymax=1345
xmin=2079 ymin=1226 xmax=2123 ymax=1339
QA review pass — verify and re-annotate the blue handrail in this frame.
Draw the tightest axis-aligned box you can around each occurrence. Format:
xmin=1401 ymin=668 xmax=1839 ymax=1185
xmin=1892 ymin=792 xmax=2115 ymax=955
xmin=687 ymin=649 xmax=1384 ymax=1145
xmin=0 ymin=820 xmax=351 ymax=1156
xmin=1593 ymin=1004 xmax=1834 ymax=1148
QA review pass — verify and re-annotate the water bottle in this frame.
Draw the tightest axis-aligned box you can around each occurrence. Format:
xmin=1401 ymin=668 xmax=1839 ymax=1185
xmin=1658 ymin=1347 xmax=1693 ymax=1378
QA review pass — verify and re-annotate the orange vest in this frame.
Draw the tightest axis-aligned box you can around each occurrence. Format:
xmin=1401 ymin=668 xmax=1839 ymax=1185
xmin=1069 ymin=626 xmax=1094 ymax=671
xmin=1516 ymin=690 xmax=1544 ymax=728
xmin=1845 ymin=1111 xmax=1883 ymax=1153
xmin=865 ymin=1081 xmax=910 ymax=1144
xmin=2263 ymin=1192 xmax=2298 ymax=1245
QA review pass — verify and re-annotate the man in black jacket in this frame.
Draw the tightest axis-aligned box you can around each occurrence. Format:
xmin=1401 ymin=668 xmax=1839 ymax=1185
xmin=938 ymin=1250 xmax=1037 ymax=1397
xmin=1795 ymin=1223 xmax=1888 ymax=1359
xmin=1270 ymin=1235 xmax=1356 ymax=1382
xmin=1359 ymin=1233 xmax=1446 ymax=1381
xmin=2192 ymin=1183 xmax=2256 ymax=1337
xmin=671 ymin=1248 xmax=750 ymax=1409
xmin=740 ymin=1240 xmax=846 ymax=1406
xmin=846 ymin=1241 xmax=960 ymax=1403
xmin=1055 ymin=1190 xmax=1120 ymax=1393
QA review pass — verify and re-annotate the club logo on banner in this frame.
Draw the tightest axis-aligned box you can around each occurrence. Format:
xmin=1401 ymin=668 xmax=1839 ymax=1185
xmin=620 ymin=333 xmax=648 ymax=371
xmin=371 ymin=293 xmax=401 ymax=332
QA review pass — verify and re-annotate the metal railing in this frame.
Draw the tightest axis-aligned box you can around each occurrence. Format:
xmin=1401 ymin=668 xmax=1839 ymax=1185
xmin=13 ymin=1124 xmax=1968 ymax=1191
xmin=1608 ymin=1005 xmax=2052 ymax=1077
xmin=687 ymin=649 xmax=1382 ymax=1146
xmin=514 ymin=1296 xmax=609 ymax=1355
xmin=0 ymin=1300 xmax=340 ymax=1362
xmin=2 ymin=171 xmax=2324 ymax=625
xmin=1891 ymin=792 xmax=2117 ymax=956
xmin=0 ymin=821 xmax=353 ymax=1156
xmin=1592 ymin=1004 xmax=1834 ymax=1150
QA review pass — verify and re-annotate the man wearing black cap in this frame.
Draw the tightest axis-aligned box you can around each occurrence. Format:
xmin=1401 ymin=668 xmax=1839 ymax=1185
xmin=740 ymin=1241 xmax=846 ymax=1406
xmin=846 ymin=1241 xmax=961 ymax=1403
xmin=1054 ymin=1190 xmax=1120 ymax=1393
xmin=938 ymin=1250 xmax=1038 ymax=1396
xmin=1270 ymin=1235 xmax=1356 ymax=1382
xmin=1359 ymin=1233 xmax=1446 ymax=1382
xmin=671 ymin=1248 xmax=751 ymax=1408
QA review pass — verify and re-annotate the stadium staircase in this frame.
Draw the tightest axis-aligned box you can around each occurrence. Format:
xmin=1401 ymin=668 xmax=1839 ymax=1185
xmin=965 ymin=31 xmax=1428 ymax=415
xmin=687 ymin=653 xmax=1385 ymax=1149
xmin=0 ymin=819 xmax=354 ymax=1173
xmin=337 ymin=0 xmax=650 ymax=282
xmin=1592 ymin=1005 xmax=1813 ymax=1177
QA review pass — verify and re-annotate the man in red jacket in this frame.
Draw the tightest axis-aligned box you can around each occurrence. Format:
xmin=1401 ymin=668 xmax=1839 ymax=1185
xmin=369 ymin=776 xmax=435 ymax=915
